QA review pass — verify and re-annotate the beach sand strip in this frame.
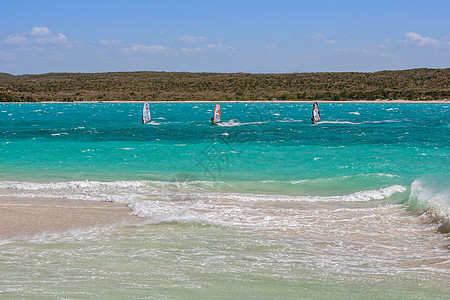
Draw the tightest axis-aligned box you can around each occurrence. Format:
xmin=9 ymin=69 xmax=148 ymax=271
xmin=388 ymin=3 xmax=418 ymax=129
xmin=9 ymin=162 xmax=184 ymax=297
xmin=0 ymin=197 xmax=142 ymax=239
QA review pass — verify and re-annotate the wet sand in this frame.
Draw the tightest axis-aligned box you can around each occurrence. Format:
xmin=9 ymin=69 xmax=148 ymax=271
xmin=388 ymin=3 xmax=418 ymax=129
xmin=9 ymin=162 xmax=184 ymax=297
xmin=0 ymin=197 xmax=142 ymax=239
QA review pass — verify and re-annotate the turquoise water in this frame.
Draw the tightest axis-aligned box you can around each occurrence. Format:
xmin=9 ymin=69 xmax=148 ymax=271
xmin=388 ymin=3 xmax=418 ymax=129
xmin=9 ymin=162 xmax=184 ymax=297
xmin=1 ymin=102 xmax=449 ymax=298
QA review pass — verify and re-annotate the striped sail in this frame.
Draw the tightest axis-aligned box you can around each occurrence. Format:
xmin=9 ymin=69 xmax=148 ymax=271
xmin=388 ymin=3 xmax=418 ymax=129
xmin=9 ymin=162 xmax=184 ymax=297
xmin=213 ymin=104 xmax=221 ymax=123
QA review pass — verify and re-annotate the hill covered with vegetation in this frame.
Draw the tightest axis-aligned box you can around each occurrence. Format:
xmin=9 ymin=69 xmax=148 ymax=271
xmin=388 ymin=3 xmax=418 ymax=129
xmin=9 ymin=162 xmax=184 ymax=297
xmin=0 ymin=68 xmax=448 ymax=102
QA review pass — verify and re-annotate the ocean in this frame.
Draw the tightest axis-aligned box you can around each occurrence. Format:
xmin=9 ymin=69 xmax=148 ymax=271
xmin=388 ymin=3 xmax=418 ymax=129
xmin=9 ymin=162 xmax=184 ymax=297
xmin=1 ymin=102 xmax=449 ymax=298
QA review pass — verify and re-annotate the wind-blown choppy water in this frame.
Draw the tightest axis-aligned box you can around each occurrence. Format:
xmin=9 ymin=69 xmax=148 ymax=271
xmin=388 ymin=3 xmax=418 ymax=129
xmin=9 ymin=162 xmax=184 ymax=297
xmin=0 ymin=102 xmax=449 ymax=298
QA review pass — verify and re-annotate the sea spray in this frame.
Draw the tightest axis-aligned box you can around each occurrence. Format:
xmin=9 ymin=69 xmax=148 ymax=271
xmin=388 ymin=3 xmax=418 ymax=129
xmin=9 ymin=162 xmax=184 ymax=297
xmin=405 ymin=178 xmax=450 ymax=233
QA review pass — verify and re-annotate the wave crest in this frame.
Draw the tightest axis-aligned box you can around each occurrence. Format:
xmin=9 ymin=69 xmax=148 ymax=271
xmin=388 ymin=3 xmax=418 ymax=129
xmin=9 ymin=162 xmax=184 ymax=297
xmin=405 ymin=179 xmax=450 ymax=233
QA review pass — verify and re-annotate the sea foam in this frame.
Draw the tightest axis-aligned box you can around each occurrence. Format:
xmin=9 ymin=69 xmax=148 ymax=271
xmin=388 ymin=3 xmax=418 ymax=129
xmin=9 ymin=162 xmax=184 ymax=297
xmin=406 ymin=178 xmax=450 ymax=232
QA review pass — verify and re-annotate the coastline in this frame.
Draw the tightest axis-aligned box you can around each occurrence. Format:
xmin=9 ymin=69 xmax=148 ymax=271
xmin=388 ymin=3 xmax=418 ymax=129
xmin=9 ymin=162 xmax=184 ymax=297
xmin=0 ymin=196 xmax=142 ymax=240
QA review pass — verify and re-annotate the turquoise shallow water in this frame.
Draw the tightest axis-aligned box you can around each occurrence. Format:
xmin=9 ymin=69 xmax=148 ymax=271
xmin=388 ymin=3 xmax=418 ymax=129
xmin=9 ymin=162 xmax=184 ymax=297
xmin=0 ymin=102 xmax=449 ymax=298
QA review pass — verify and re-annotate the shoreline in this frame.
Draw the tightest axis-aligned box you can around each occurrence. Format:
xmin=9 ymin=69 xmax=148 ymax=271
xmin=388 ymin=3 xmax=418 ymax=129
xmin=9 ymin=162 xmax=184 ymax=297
xmin=0 ymin=196 xmax=142 ymax=240
xmin=1 ymin=99 xmax=449 ymax=104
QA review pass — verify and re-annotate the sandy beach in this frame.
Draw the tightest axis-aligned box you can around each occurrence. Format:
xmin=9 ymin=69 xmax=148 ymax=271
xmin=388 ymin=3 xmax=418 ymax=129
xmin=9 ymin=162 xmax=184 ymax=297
xmin=0 ymin=196 xmax=142 ymax=240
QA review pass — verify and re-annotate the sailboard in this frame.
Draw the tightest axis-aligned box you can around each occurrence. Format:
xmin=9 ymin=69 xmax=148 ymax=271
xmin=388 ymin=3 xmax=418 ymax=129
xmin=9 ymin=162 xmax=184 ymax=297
xmin=211 ymin=104 xmax=221 ymax=124
xmin=311 ymin=102 xmax=320 ymax=124
xmin=142 ymin=103 xmax=151 ymax=124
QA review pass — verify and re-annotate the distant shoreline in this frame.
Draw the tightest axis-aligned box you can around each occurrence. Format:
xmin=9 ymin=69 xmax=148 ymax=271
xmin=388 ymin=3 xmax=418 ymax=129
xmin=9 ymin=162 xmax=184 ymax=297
xmin=1 ymin=69 xmax=449 ymax=102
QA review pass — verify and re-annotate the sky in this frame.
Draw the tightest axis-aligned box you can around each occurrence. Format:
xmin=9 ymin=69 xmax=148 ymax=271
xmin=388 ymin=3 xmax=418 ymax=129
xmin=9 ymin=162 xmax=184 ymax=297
xmin=1 ymin=0 xmax=449 ymax=74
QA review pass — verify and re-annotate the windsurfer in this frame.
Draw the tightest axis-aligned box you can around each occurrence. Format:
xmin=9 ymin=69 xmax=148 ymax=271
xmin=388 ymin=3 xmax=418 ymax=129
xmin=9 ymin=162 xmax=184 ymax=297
xmin=142 ymin=103 xmax=151 ymax=124
xmin=311 ymin=102 xmax=320 ymax=124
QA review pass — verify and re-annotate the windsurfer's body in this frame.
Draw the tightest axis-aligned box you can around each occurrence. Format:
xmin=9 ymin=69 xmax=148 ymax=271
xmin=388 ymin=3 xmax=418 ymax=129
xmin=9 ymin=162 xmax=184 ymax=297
xmin=311 ymin=102 xmax=320 ymax=124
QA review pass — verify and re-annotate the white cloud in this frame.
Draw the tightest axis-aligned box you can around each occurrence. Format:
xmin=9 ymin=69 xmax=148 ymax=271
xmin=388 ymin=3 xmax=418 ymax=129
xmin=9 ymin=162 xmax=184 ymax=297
xmin=313 ymin=33 xmax=337 ymax=45
xmin=178 ymin=34 xmax=206 ymax=44
xmin=30 ymin=26 xmax=52 ymax=36
xmin=3 ymin=26 xmax=69 ymax=46
xmin=36 ymin=33 xmax=68 ymax=45
xmin=206 ymin=43 xmax=224 ymax=49
xmin=4 ymin=34 xmax=28 ymax=46
xmin=30 ymin=26 xmax=68 ymax=45
xmin=405 ymin=32 xmax=439 ymax=47
xmin=181 ymin=47 xmax=201 ymax=53
xmin=206 ymin=39 xmax=225 ymax=49
xmin=99 ymin=39 xmax=123 ymax=46
xmin=123 ymin=44 xmax=170 ymax=54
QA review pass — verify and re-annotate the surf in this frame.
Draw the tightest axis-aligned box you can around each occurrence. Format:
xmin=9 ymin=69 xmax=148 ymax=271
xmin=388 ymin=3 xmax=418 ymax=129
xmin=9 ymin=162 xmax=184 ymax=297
xmin=403 ymin=178 xmax=450 ymax=233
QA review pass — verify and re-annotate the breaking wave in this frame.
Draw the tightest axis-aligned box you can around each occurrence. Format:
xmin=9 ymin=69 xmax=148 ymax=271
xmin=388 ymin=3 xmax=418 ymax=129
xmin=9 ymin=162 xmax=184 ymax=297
xmin=0 ymin=179 xmax=408 ymax=229
xmin=404 ymin=178 xmax=450 ymax=233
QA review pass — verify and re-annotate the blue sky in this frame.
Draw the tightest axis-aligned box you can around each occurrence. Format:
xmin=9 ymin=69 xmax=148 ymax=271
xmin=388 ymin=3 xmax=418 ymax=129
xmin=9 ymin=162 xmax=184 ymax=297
xmin=1 ymin=0 xmax=449 ymax=74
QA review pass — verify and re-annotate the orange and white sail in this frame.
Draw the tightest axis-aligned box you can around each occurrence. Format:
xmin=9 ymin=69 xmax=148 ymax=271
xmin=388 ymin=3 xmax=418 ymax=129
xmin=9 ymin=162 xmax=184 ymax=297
xmin=212 ymin=104 xmax=221 ymax=123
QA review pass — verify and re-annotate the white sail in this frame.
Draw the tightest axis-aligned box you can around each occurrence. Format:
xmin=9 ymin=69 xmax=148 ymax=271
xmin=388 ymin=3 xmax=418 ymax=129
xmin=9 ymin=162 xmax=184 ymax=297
xmin=142 ymin=103 xmax=151 ymax=124
xmin=311 ymin=102 xmax=320 ymax=123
